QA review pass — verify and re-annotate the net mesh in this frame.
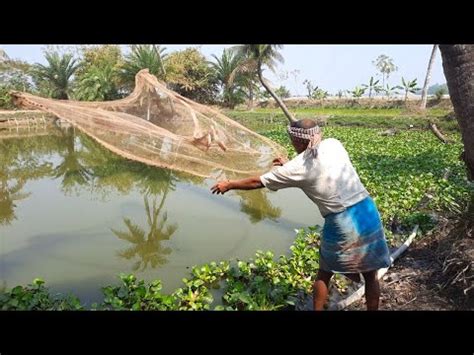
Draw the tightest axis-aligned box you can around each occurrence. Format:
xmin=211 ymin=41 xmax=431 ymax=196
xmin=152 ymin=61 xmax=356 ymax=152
xmin=10 ymin=69 xmax=287 ymax=179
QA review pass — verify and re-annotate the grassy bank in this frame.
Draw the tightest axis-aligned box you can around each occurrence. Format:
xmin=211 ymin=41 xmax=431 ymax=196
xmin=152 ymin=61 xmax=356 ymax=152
xmin=225 ymin=107 xmax=458 ymax=132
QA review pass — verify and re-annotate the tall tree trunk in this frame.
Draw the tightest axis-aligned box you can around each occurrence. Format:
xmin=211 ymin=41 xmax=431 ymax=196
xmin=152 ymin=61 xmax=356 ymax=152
xmin=247 ymin=83 xmax=253 ymax=110
xmin=421 ymin=45 xmax=438 ymax=110
xmin=257 ymin=68 xmax=297 ymax=123
xmin=439 ymin=45 xmax=474 ymax=180
xmin=223 ymin=87 xmax=230 ymax=108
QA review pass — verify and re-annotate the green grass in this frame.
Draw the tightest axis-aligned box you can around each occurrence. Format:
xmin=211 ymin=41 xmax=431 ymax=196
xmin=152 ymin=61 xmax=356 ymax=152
xmin=233 ymin=106 xmax=450 ymax=116
xmin=226 ymin=107 xmax=458 ymax=132
xmin=244 ymin=107 xmax=407 ymax=116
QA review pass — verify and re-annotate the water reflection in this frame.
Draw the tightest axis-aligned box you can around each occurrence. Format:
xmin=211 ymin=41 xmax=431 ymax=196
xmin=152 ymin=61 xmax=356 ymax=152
xmin=237 ymin=189 xmax=282 ymax=224
xmin=0 ymin=179 xmax=30 ymax=225
xmin=1 ymin=126 xmax=283 ymax=228
xmin=110 ymin=166 xmax=179 ymax=271
xmin=0 ymin=126 xmax=59 ymax=224
xmin=1 ymin=126 xmax=284 ymax=238
xmin=112 ymin=194 xmax=177 ymax=271
xmin=54 ymin=127 xmax=92 ymax=193
xmin=1 ymin=125 xmax=317 ymax=299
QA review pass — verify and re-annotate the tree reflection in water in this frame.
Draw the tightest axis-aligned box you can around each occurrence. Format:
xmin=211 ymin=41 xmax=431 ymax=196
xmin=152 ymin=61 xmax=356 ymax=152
xmin=0 ymin=126 xmax=284 ymax=273
xmin=112 ymin=193 xmax=178 ymax=271
xmin=111 ymin=166 xmax=180 ymax=272
xmin=236 ymin=189 xmax=282 ymax=224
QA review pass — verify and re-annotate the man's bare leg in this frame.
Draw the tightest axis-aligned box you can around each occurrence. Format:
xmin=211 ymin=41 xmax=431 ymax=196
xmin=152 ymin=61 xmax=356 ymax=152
xmin=313 ymin=270 xmax=333 ymax=310
xmin=362 ymin=270 xmax=380 ymax=310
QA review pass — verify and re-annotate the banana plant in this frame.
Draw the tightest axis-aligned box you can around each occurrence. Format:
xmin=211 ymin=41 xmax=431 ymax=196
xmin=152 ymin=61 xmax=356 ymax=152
xmin=362 ymin=76 xmax=382 ymax=98
xmin=350 ymin=86 xmax=366 ymax=98
xmin=400 ymin=77 xmax=420 ymax=102
xmin=383 ymin=83 xmax=402 ymax=99
xmin=312 ymin=86 xmax=328 ymax=100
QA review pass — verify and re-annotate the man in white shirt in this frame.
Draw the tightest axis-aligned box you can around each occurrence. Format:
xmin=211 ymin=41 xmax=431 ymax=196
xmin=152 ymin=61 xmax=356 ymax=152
xmin=211 ymin=119 xmax=391 ymax=310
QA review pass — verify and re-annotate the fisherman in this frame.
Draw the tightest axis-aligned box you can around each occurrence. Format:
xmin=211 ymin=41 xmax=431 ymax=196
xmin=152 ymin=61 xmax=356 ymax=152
xmin=211 ymin=118 xmax=391 ymax=310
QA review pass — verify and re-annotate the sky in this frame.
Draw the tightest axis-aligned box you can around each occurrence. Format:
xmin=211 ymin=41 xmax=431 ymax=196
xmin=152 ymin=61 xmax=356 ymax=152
xmin=0 ymin=44 xmax=445 ymax=96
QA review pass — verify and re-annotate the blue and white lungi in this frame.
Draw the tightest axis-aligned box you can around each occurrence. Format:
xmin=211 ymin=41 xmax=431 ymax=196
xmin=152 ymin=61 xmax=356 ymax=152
xmin=320 ymin=196 xmax=391 ymax=274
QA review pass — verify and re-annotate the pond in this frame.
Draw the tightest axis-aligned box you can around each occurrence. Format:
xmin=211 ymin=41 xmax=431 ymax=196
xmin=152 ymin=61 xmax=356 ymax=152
xmin=0 ymin=125 xmax=322 ymax=304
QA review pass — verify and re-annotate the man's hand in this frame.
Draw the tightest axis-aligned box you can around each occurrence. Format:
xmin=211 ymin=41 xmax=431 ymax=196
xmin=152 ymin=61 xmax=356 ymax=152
xmin=272 ymin=157 xmax=287 ymax=166
xmin=211 ymin=181 xmax=231 ymax=195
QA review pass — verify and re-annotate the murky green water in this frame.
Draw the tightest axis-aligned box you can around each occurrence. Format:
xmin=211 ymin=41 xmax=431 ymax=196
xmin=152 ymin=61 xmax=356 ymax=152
xmin=0 ymin=125 xmax=322 ymax=304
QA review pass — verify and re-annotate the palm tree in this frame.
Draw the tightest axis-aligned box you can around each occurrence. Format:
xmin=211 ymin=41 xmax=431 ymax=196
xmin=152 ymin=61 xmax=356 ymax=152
xmin=210 ymin=49 xmax=245 ymax=108
xmin=362 ymin=76 xmax=382 ymax=99
xmin=241 ymin=73 xmax=260 ymax=110
xmin=439 ymin=45 xmax=474 ymax=180
xmin=112 ymin=193 xmax=177 ymax=271
xmin=32 ymin=52 xmax=79 ymax=99
xmin=231 ymin=45 xmax=297 ymax=123
xmin=121 ymin=45 xmax=167 ymax=89
xmin=420 ymin=45 xmax=438 ymax=110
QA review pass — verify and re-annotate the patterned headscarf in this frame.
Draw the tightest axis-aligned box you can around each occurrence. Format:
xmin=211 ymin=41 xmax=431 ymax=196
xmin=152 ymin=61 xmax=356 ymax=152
xmin=287 ymin=124 xmax=323 ymax=158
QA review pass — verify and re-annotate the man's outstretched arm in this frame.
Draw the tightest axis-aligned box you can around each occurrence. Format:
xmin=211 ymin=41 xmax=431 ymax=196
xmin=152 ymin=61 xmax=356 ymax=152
xmin=211 ymin=176 xmax=263 ymax=195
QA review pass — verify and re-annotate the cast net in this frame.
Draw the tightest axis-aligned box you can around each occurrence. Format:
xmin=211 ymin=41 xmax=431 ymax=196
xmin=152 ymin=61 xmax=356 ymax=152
xmin=10 ymin=69 xmax=287 ymax=179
